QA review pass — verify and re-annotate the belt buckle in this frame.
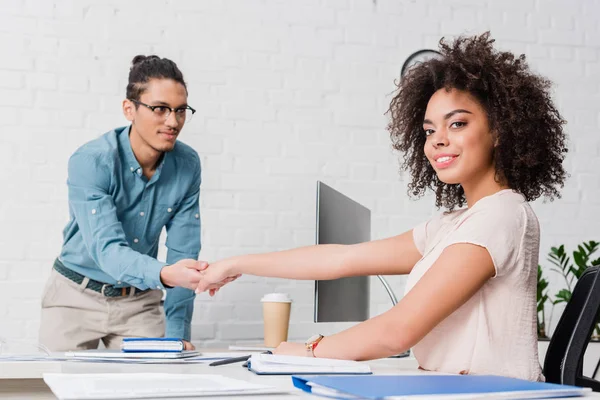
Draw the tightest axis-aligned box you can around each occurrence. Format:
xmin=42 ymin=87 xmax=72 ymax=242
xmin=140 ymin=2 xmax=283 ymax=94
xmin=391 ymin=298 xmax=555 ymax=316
xmin=100 ymin=284 xmax=120 ymax=297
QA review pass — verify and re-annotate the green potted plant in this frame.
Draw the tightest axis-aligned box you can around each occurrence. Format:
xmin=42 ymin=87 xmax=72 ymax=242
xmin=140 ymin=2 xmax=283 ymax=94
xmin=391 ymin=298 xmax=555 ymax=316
xmin=537 ymin=265 xmax=550 ymax=339
xmin=537 ymin=240 xmax=600 ymax=340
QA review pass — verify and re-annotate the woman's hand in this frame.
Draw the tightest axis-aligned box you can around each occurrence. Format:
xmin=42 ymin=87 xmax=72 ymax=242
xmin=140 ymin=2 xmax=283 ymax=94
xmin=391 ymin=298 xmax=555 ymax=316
xmin=206 ymin=273 xmax=241 ymax=297
xmin=272 ymin=342 xmax=309 ymax=357
xmin=194 ymin=260 xmax=241 ymax=296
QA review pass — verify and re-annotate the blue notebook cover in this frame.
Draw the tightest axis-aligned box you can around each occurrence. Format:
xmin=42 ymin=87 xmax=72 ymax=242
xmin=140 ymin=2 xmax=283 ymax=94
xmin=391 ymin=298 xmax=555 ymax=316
xmin=121 ymin=337 xmax=184 ymax=353
xmin=291 ymin=374 xmax=589 ymax=399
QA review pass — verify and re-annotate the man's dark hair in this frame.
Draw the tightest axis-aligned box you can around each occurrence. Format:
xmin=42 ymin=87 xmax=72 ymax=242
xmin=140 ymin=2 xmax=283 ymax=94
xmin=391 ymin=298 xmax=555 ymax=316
xmin=126 ymin=55 xmax=187 ymax=101
xmin=387 ymin=32 xmax=568 ymax=210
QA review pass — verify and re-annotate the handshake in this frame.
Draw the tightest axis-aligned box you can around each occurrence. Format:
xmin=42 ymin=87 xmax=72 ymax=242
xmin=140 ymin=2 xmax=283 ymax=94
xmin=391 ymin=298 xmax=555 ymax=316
xmin=159 ymin=259 xmax=241 ymax=296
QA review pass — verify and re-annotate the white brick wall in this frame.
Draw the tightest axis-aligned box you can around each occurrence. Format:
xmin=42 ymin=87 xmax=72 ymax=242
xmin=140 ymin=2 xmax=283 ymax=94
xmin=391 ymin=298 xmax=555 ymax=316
xmin=0 ymin=0 xmax=598 ymax=348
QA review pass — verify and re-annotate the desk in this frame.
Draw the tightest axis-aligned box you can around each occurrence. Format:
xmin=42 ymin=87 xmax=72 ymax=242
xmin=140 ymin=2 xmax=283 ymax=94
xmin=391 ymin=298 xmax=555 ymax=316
xmin=0 ymin=355 xmax=419 ymax=399
xmin=2 ymin=355 xmax=600 ymax=399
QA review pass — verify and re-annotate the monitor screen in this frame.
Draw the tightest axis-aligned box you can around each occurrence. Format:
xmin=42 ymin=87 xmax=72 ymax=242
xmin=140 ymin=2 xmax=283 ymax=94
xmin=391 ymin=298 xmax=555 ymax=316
xmin=314 ymin=181 xmax=370 ymax=323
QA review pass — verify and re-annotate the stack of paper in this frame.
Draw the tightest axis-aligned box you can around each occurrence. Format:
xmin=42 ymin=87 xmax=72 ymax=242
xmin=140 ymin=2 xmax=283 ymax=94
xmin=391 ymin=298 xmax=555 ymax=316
xmin=43 ymin=373 xmax=285 ymax=399
xmin=247 ymin=353 xmax=372 ymax=375
xmin=64 ymin=349 xmax=201 ymax=360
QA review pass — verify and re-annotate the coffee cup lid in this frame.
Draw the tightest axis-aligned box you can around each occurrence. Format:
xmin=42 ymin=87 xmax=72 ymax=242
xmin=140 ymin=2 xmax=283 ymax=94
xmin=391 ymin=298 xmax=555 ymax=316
xmin=261 ymin=293 xmax=292 ymax=303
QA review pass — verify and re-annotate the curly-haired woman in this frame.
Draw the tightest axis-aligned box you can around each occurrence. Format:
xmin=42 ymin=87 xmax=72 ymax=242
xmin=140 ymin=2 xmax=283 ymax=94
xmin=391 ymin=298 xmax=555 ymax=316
xmin=195 ymin=32 xmax=568 ymax=381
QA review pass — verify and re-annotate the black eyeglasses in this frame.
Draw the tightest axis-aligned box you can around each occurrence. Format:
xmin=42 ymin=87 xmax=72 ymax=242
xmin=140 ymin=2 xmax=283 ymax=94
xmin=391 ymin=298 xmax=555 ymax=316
xmin=128 ymin=99 xmax=196 ymax=122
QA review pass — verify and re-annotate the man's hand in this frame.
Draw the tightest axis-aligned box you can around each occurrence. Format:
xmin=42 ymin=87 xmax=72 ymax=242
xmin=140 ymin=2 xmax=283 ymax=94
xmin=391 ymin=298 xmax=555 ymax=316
xmin=183 ymin=340 xmax=195 ymax=350
xmin=159 ymin=258 xmax=240 ymax=293
xmin=159 ymin=259 xmax=208 ymax=290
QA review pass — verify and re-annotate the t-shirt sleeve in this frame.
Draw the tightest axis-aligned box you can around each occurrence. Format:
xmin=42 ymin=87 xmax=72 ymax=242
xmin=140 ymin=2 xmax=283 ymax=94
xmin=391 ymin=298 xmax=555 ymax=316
xmin=412 ymin=213 xmax=446 ymax=256
xmin=444 ymin=204 xmax=526 ymax=278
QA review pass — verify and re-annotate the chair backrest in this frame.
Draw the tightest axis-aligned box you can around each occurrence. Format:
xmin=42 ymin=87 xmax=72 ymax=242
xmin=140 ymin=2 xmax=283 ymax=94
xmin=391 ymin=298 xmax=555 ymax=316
xmin=544 ymin=265 xmax=600 ymax=390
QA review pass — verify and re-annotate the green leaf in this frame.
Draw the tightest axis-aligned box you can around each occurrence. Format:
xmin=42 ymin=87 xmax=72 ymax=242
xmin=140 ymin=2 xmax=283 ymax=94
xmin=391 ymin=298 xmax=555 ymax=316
xmin=554 ymin=289 xmax=572 ymax=304
xmin=584 ymin=241 xmax=599 ymax=254
xmin=573 ymin=250 xmax=588 ymax=270
xmin=548 ymin=256 xmax=562 ymax=269
xmin=569 ymin=265 xmax=586 ymax=280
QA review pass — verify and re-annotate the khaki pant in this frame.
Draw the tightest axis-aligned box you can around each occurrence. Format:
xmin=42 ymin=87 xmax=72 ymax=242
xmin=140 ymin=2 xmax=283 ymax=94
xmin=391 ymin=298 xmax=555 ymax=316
xmin=39 ymin=269 xmax=165 ymax=351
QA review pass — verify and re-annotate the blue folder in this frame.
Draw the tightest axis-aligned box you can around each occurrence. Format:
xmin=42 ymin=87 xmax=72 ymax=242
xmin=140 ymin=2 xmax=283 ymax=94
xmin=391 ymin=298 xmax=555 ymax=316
xmin=291 ymin=374 xmax=590 ymax=399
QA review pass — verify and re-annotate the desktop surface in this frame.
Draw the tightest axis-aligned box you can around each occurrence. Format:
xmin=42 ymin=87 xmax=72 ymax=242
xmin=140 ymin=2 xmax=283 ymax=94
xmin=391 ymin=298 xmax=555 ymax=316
xmin=3 ymin=354 xmax=600 ymax=399
xmin=0 ymin=354 xmax=419 ymax=399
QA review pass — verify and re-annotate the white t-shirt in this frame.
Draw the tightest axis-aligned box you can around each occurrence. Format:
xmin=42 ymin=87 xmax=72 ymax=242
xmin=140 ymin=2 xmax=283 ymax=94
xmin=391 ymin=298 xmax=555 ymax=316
xmin=407 ymin=189 xmax=543 ymax=381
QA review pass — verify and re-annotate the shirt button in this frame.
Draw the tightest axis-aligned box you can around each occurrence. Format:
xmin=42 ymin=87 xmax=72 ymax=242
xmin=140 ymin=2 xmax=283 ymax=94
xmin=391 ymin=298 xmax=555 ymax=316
xmin=134 ymin=238 xmax=139 ymax=243
xmin=167 ymin=208 xmax=172 ymax=213
xmin=117 ymin=281 xmax=121 ymax=284
xmin=140 ymin=212 xmax=145 ymax=216
xmin=195 ymin=213 xmax=199 ymax=219
xmin=156 ymin=286 xmax=161 ymax=289
xmin=91 ymin=209 xmax=97 ymax=215
xmin=130 ymin=167 xmax=134 ymax=172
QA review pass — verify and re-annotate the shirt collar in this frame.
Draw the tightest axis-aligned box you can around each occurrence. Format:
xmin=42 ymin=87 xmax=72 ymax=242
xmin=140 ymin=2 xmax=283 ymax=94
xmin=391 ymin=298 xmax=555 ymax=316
xmin=118 ymin=125 xmax=142 ymax=175
xmin=117 ymin=124 xmax=169 ymax=181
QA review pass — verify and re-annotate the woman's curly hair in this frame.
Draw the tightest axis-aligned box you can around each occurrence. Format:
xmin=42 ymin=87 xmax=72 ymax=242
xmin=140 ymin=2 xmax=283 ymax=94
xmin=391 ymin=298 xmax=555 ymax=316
xmin=388 ymin=32 xmax=568 ymax=210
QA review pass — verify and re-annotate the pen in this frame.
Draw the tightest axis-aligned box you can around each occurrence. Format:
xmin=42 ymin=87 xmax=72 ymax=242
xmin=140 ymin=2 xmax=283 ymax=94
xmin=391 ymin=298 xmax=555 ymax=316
xmin=209 ymin=350 xmax=272 ymax=367
xmin=209 ymin=355 xmax=251 ymax=367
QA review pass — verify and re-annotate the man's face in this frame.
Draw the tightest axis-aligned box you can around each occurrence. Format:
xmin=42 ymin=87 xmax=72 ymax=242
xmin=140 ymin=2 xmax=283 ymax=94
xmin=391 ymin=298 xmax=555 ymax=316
xmin=123 ymin=78 xmax=189 ymax=153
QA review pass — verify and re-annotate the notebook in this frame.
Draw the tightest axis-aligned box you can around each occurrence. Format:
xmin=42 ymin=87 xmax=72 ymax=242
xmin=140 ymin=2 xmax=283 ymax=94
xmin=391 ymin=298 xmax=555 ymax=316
xmin=291 ymin=374 xmax=591 ymax=399
xmin=121 ymin=337 xmax=184 ymax=352
xmin=43 ymin=373 xmax=285 ymax=399
xmin=247 ymin=353 xmax=372 ymax=375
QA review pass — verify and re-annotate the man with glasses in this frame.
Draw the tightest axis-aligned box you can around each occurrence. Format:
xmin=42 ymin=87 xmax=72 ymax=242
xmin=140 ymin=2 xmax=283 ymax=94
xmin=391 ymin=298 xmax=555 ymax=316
xmin=39 ymin=55 xmax=220 ymax=351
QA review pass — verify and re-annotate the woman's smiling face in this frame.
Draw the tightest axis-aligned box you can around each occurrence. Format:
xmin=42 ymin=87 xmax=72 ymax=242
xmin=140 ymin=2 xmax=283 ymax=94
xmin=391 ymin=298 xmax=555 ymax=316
xmin=423 ymin=88 xmax=496 ymax=187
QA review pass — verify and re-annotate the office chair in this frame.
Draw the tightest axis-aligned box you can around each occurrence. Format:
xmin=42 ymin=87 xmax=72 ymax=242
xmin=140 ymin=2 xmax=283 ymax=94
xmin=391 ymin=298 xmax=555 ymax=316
xmin=543 ymin=266 xmax=600 ymax=391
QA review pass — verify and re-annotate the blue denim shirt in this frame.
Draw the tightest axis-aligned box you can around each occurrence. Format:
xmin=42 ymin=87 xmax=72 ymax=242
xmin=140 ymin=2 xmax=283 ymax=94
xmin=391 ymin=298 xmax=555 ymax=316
xmin=59 ymin=125 xmax=201 ymax=341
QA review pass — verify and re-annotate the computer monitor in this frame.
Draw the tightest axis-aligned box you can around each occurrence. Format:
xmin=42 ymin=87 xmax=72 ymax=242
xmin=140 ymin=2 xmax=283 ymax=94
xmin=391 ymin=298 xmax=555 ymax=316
xmin=314 ymin=181 xmax=370 ymax=323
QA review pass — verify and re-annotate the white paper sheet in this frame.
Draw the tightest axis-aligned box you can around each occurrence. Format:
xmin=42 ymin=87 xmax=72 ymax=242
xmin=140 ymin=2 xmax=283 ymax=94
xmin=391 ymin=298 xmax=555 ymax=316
xmin=43 ymin=373 xmax=285 ymax=399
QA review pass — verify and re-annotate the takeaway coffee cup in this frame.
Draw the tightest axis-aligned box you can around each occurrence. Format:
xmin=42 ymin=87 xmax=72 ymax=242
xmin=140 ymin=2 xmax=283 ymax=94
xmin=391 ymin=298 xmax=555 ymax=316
xmin=261 ymin=293 xmax=292 ymax=348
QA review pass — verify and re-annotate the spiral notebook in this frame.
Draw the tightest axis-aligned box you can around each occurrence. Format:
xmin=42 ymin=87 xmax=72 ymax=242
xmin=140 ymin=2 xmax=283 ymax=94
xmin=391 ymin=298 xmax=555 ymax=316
xmin=247 ymin=353 xmax=371 ymax=375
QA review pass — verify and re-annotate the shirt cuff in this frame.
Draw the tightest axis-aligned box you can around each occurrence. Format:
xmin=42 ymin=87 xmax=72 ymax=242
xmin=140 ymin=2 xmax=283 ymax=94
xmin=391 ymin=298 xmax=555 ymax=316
xmin=166 ymin=319 xmax=191 ymax=341
xmin=144 ymin=259 xmax=168 ymax=290
xmin=166 ymin=249 xmax=200 ymax=266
